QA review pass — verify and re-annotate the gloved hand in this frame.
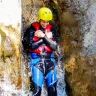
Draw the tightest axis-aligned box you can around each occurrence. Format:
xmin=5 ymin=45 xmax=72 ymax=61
xmin=45 ymin=31 xmax=52 ymax=39
xmin=34 ymin=30 xmax=45 ymax=38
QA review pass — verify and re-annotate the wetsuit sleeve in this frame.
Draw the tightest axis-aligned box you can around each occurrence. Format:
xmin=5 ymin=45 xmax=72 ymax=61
xmin=28 ymin=26 xmax=44 ymax=50
xmin=43 ymin=29 xmax=57 ymax=51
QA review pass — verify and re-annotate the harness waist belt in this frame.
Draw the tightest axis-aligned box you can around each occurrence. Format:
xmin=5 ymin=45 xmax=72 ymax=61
xmin=30 ymin=52 xmax=54 ymax=58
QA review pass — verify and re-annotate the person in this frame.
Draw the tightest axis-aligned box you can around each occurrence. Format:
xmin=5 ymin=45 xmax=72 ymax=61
xmin=22 ymin=7 xmax=57 ymax=96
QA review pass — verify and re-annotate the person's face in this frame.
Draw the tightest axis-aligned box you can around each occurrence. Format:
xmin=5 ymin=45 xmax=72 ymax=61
xmin=39 ymin=19 xmax=49 ymax=28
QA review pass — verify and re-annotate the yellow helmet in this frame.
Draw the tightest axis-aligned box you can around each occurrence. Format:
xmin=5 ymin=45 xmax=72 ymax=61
xmin=37 ymin=7 xmax=53 ymax=21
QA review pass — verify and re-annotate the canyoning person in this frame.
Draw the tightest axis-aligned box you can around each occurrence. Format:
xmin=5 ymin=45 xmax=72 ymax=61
xmin=22 ymin=7 xmax=57 ymax=96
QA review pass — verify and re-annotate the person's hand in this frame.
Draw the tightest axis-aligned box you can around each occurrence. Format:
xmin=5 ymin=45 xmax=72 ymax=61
xmin=34 ymin=30 xmax=45 ymax=38
xmin=45 ymin=31 xmax=52 ymax=38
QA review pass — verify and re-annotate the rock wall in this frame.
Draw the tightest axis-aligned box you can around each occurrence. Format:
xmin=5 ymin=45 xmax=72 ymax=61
xmin=53 ymin=0 xmax=96 ymax=96
xmin=0 ymin=0 xmax=22 ymax=95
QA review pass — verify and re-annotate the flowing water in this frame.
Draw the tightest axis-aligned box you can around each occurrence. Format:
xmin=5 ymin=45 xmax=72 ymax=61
xmin=0 ymin=50 xmax=67 ymax=96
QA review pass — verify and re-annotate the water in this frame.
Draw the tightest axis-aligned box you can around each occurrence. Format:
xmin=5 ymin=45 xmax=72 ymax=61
xmin=0 ymin=51 xmax=67 ymax=96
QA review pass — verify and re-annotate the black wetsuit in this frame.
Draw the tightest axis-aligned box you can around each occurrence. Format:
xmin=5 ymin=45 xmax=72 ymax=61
xmin=23 ymin=22 xmax=57 ymax=96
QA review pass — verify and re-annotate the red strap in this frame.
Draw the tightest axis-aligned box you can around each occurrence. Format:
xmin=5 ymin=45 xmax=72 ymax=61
xmin=32 ymin=22 xmax=40 ymax=30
